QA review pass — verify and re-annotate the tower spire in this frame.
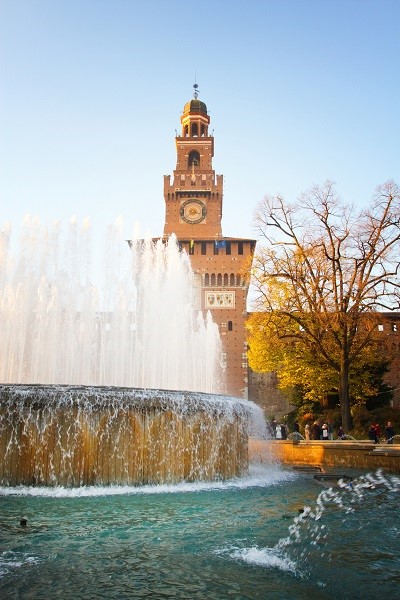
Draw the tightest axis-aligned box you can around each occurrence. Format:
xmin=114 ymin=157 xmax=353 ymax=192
xmin=193 ymin=82 xmax=199 ymax=99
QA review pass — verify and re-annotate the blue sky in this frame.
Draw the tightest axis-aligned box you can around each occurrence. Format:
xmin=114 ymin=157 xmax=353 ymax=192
xmin=1 ymin=0 xmax=399 ymax=243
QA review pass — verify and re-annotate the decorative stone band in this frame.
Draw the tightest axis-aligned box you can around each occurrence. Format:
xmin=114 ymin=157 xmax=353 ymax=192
xmin=205 ymin=291 xmax=235 ymax=309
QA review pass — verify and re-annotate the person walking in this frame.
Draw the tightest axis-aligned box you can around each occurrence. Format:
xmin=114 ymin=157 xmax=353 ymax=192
xmin=385 ymin=421 xmax=395 ymax=444
xmin=312 ymin=421 xmax=322 ymax=440
xmin=337 ymin=426 xmax=345 ymax=440
xmin=368 ymin=424 xmax=378 ymax=444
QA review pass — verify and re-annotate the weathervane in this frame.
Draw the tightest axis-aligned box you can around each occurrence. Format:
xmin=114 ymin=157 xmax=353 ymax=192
xmin=193 ymin=82 xmax=199 ymax=99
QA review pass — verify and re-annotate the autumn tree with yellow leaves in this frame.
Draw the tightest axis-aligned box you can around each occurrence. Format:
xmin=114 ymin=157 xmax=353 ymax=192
xmin=248 ymin=180 xmax=400 ymax=431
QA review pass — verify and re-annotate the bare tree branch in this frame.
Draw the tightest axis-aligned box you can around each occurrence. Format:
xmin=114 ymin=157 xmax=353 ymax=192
xmin=250 ymin=181 xmax=400 ymax=430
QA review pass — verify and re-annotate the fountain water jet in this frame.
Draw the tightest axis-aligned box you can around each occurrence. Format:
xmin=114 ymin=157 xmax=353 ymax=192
xmin=0 ymin=218 xmax=263 ymax=486
xmin=0 ymin=218 xmax=224 ymax=392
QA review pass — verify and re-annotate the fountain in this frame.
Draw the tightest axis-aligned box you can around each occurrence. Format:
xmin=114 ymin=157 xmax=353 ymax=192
xmin=1 ymin=219 xmax=398 ymax=598
xmin=0 ymin=217 xmax=262 ymax=486
xmin=0 ymin=385 xmax=251 ymax=486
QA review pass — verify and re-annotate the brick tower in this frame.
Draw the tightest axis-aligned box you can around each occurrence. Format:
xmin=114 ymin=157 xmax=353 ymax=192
xmin=163 ymin=86 xmax=256 ymax=398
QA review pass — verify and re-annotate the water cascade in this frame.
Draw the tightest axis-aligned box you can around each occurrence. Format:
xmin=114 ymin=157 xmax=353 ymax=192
xmin=0 ymin=218 xmax=260 ymax=486
xmin=0 ymin=385 xmax=254 ymax=486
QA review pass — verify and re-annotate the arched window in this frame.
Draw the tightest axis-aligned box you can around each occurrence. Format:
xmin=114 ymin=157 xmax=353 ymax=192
xmin=224 ymin=273 xmax=229 ymax=286
xmin=236 ymin=275 xmax=241 ymax=286
xmin=191 ymin=123 xmax=198 ymax=137
xmin=184 ymin=125 xmax=189 ymax=137
xmin=211 ymin=273 xmax=216 ymax=286
xmin=188 ymin=151 xmax=200 ymax=167
xmin=205 ymin=273 xmax=210 ymax=286
xmin=230 ymin=273 xmax=235 ymax=286
xmin=217 ymin=274 xmax=222 ymax=286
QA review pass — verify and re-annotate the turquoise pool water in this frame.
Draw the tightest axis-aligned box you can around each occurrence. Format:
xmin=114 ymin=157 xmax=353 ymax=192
xmin=0 ymin=466 xmax=399 ymax=599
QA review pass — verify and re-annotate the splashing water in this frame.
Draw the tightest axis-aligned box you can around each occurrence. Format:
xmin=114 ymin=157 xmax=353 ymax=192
xmin=0 ymin=217 xmax=224 ymax=393
xmin=231 ymin=469 xmax=400 ymax=594
xmin=276 ymin=469 xmax=400 ymax=554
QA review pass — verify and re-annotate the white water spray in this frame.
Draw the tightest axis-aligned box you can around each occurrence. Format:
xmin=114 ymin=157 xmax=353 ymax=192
xmin=0 ymin=217 xmax=225 ymax=393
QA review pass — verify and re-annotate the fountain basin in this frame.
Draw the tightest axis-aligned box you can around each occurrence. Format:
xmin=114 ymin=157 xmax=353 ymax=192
xmin=0 ymin=384 xmax=254 ymax=487
xmin=254 ymin=439 xmax=400 ymax=473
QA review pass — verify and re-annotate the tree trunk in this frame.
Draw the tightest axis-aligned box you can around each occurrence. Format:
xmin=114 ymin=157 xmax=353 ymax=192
xmin=339 ymin=355 xmax=352 ymax=432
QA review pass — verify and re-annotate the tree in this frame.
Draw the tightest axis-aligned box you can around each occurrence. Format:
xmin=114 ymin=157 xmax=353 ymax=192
xmin=247 ymin=310 xmax=392 ymax=412
xmin=250 ymin=180 xmax=400 ymax=431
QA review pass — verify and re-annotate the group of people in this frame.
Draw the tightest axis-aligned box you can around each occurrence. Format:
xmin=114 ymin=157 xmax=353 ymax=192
xmin=270 ymin=420 xmax=288 ymax=440
xmin=304 ymin=421 xmax=334 ymax=441
xmin=270 ymin=418 xmax=396 ymax=443
xmin=271 ymin=419 xmax=338 ymax=441
xmin=368 ymin=421 xmax=395 ymax=444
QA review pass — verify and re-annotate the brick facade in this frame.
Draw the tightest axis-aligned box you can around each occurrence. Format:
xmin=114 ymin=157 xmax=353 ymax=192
xmin=162 ymin=94 xmax=256 ymax=398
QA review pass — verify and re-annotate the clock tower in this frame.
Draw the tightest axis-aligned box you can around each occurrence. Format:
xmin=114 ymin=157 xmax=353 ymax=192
xmin=163 ymin=86 xmax=256 ymax=398
xmin=163 ymin=87 xmax=222 ymax=240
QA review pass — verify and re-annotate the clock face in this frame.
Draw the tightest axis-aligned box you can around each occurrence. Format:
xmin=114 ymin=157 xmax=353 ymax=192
xmin=180 ymin=199 xmax=207 ymax=224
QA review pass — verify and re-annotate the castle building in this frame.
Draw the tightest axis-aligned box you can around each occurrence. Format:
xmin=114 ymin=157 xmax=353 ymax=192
xmin=162 ymin=88 xmax=256 ymax=398
xmin=159 ymin=89 xmax=400 ymax=410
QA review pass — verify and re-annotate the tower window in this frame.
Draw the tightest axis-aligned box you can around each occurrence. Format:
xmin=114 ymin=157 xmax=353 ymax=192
xmin=191 ymin=123 xmax=198 ymax=137
xmin=205 ymin=273 xmax=210 ymax=286
xmin=238 ymin=241 xmax=244 ymax=255
xmin=214 ymin=243 xmax=219 ymax=255
xmin=228 ymin=321 xmax=233 ymax=331
xmin=225 ymin=241 xmax=231 ymax=255
xmin=224 ymin=273 xmax=229 ymax=286
xmin=217 ymin=274 xmax=222 ymax=286
xmin=188 ymin=151 xmax=200 ymax=167
xmin=201 ymin=242 xmax=207 ymax=255
xmin=189 ymin=240 xmax=195 ymax=255
xmin=211 ymin=273 xmax=216 ymax=286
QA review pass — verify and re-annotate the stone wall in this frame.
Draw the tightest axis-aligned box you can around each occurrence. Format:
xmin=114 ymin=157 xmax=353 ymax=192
xmin=247 ymin=369 xmax=294 ymax=420
xmin=249 ymin=439 xmax=400 ymax=474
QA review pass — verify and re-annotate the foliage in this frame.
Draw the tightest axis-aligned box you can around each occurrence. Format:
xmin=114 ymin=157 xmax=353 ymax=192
xmin=351 ymin=406 xmax=400 ymax=440
xmin=247 ymin=311 xmax=394 ymax=411
xmin=250 ymin=180 xmax=400 ymax=430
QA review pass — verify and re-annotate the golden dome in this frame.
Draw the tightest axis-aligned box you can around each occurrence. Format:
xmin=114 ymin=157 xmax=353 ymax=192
xmin=183 ymin=99 xmax=208 ymax=115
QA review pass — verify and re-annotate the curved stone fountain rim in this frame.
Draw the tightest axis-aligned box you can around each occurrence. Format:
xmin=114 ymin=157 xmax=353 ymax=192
xmin=0 ymin=384 xmax=254 ymax=417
